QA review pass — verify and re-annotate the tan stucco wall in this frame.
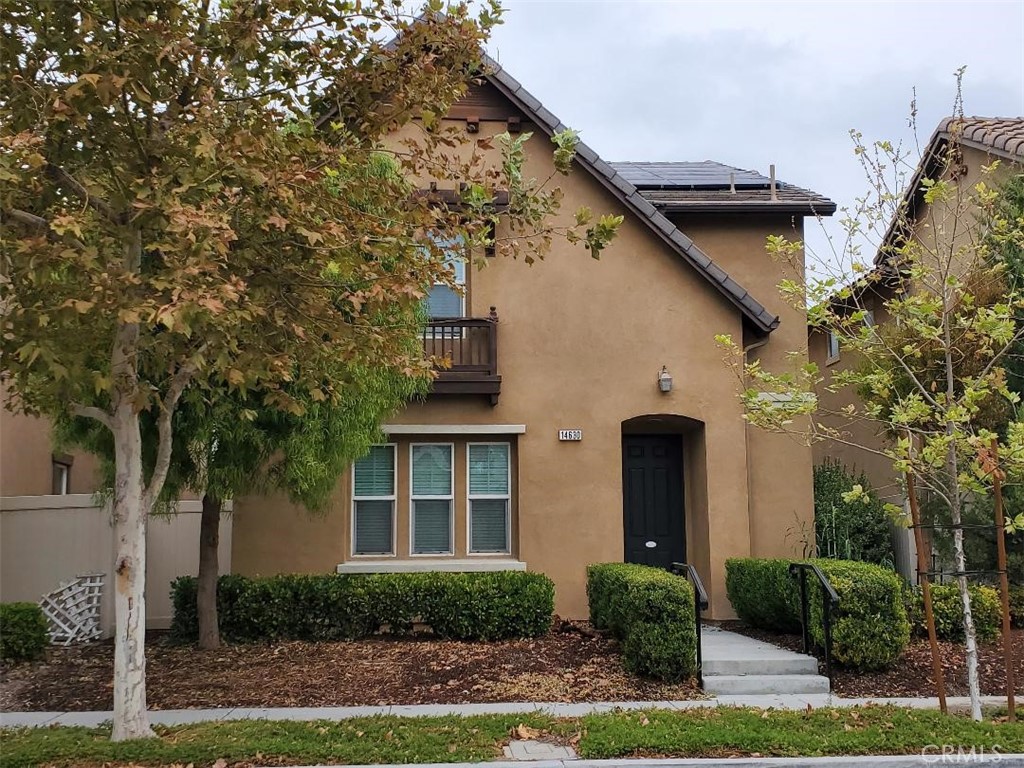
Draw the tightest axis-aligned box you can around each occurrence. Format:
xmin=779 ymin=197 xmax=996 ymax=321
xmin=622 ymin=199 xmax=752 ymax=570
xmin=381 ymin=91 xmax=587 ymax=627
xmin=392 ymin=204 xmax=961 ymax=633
xmin=0 ymin=383 xmax=102 ymax=497
xmin=233 ymin=117 xmax=816 ymax=619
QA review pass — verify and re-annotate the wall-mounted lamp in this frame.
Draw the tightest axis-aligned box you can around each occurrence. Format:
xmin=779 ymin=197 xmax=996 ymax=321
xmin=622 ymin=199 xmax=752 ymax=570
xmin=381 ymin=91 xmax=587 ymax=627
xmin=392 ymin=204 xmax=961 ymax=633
xmin=658 ymin=365 xmax=673 ymax=393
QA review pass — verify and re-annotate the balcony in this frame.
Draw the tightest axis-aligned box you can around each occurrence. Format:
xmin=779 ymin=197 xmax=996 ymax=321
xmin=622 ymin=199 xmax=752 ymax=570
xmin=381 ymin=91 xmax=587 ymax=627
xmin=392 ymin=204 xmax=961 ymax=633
xmin=423 ymin=308 xmax=501 ymax=405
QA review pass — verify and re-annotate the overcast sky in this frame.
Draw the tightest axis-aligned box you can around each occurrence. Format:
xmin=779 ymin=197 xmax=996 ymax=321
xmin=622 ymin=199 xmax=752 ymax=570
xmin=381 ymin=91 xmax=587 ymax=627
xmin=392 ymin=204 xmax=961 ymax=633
xmin=483 ymin=0 xmax=1024 ymax=268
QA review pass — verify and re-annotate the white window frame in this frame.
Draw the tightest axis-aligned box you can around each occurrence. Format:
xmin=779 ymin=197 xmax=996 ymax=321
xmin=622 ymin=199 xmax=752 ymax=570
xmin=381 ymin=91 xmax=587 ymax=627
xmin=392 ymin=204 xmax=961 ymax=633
xmin=350 ymin=443 xmax=397 ymax=558
xmin=826 ymin=330 xmax=841 ymax=363
xmin=467 ymin=441 xmax=512 ymax=556
xmin=425 ymin=236 xmax=468 ymax=340
xmin=52 ymin=460 xmax=70 ymax=496
xmin=409 ymin=442 xmax=455 ymax=556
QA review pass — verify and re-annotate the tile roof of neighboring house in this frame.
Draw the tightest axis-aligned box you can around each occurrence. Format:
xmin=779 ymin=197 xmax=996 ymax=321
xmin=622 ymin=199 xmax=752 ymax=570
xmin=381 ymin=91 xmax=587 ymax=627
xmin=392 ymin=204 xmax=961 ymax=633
xmin=477 ymin=55 xmax=800 ymax=335
xmin=939 ymin=117 xmax=1024 ymax=159
xmin=874 ymin=116 xmax=1024 ymax=267
xmin=612 ymin=161 xmax=836 ymax=215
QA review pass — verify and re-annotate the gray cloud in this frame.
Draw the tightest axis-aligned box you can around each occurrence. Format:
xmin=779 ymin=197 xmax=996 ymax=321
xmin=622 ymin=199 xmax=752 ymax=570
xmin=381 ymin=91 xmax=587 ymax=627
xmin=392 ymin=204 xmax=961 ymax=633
xmin=487 ymin=0 xmax=1024 ymax=268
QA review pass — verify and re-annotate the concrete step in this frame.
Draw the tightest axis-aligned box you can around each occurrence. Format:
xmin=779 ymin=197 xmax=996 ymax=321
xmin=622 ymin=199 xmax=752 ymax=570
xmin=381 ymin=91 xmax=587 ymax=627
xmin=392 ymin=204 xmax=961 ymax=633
xmin=703 ymin=673 xmax=832 ymax=696
xmin=703 ymin=656 xmax=819 ymax=677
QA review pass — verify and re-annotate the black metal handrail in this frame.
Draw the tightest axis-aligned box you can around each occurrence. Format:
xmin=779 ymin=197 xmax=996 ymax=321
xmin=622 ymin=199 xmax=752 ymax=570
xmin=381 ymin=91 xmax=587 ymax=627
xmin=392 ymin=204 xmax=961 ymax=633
xmin=788 ymin=562 xmax=840 ymax=690
xmin=671 ymin=562 xmax=710 ymax=688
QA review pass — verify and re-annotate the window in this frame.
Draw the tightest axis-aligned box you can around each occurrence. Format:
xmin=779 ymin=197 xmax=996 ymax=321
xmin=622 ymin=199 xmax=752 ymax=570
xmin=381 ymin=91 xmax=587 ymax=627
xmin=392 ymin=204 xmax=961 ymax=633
xmin=411 ymin=444 xmax=454 ymax=555
xmin=863 ymin=310 xmax=875 ymax=327
xmin=352 ymin=445 xmax=396 ymax=555
xmin=468 ymin=443 xmax=511 ymax=554
xmin=51 ymin=457 xmax=71 ymax=495
xmin=826 ymin=331 xmax=840 ymax=361
xmin=426 ymin=236 xmax=466 ymax=321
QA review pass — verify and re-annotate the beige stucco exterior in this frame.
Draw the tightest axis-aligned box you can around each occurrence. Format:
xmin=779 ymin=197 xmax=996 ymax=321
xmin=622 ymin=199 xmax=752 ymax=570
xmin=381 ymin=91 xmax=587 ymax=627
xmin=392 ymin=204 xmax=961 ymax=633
xmin=232 ymin=106 xmax=817 ymax=619
xmin=0 ymin=382 xmax=102 ymax=497
xmin=810 ymin=143 xmax=1023 ymax=507
xmin=1 ymin=86 xmax=822 ymax=622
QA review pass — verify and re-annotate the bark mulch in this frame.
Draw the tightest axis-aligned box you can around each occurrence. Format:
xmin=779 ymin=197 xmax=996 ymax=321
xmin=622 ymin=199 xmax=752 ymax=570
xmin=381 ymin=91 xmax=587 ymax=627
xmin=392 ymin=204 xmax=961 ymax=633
xmin=721 ymin=621 xmax=1024 ymax=698
xmin=0 ymin=621 xmax=701 ymax=712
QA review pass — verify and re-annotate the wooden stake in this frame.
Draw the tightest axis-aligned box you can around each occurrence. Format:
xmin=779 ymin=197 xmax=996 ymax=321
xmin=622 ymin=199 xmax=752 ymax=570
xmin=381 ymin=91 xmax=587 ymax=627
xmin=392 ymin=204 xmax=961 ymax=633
xmin=906 ymin=471 xmax=948 ymax=714
xmin=990 ymin=439 xmax=1016 ymax=721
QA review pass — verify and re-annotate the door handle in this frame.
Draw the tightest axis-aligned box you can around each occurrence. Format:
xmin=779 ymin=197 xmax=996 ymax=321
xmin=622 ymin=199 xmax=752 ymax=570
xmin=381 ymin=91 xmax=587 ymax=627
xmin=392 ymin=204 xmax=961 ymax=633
xmin=645 ymin=541 xmax=657 ymax=548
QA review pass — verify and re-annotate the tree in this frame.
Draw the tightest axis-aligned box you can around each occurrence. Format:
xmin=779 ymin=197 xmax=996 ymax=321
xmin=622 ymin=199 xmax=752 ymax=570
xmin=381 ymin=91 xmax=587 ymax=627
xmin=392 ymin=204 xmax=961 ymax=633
xmin=1 ymin=1 xmax=620 ymax=739
xmin=58 ymin=153 xmax=431 ymax=651
xmin=718 ymin=85 xmax=1024 ymax=720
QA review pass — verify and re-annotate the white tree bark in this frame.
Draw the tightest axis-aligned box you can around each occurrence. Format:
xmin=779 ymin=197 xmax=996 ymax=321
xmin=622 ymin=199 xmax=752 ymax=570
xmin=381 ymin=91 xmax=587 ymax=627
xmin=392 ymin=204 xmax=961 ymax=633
xmin=952 ymin=517 xmax=983 ymax=721
xmin=110 ymin=399 xmax=155 ymax=740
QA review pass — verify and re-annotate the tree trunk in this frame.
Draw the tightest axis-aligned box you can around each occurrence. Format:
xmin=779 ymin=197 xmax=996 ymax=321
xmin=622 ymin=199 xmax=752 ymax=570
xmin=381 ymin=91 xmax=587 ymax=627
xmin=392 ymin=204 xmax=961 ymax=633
xmin=110 ymin=402 xmax=155 ymax=741
xmin=197 ymin=493 xmax=222 ymax=650
xmin=946 ymin=438 xmax=982 ymax=721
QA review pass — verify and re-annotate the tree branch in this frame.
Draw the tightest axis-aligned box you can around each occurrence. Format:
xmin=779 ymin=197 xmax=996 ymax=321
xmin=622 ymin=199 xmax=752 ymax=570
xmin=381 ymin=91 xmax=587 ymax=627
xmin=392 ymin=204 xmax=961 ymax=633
xmin=2 ymin=207 xmax=89 ymax=251
xmin=44 ymin=164 xmax=120 ymax=224
xmin=144 ymin=347 xmax=206 ymax=507
xmin=71 ymin=403 xmax=114 ymax=430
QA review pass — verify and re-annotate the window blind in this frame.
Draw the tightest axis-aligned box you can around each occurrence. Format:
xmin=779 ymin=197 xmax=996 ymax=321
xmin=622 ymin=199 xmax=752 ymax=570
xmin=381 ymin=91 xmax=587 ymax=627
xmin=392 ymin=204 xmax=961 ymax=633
xmin=470 ymin=499 xmax=508 ymax=553
xmin=469 ymin=444 xmax=509 ymax=495
xmin=354 ymin=445 xmax=394 ymax=497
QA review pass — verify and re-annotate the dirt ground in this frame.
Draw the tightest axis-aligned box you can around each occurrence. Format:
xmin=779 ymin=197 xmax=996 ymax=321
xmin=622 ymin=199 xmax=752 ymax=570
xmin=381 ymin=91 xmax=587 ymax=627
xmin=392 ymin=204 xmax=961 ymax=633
xmin=722 ymin=622 xmax=1024 ymax=698
xmin=0 ymin=621 xmax=700 ymax=711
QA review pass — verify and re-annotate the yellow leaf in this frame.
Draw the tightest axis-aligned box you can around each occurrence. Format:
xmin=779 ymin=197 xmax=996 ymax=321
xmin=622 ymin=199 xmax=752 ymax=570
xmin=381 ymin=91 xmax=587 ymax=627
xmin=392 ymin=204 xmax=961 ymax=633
xmin=227 ymin=369 xmax=245 ymax=386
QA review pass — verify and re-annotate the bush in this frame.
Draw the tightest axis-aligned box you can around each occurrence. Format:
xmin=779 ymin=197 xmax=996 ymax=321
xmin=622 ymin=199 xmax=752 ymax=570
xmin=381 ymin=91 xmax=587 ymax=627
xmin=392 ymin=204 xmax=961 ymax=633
xmin=907 ymin=583 xmax=1002 ymax=642
xmin=587 ymin=563 xmax=696 ymax=682
xmin=170 ymin=571 xmax=553 ymax=644
xmin=0 ymin=603 xmax=49 ymax=663
xmin=1011 ymin=585 xmax=1024 ymax=629
xmin=813 ymin=460 xmax=894 ymax=567
xmin=724 ymin=558 xmax=801 ymax=632
xmin=811 ymin=559 xmax=909 ymax=670
xmin=725 ymin=557 xmax=909 ymax=671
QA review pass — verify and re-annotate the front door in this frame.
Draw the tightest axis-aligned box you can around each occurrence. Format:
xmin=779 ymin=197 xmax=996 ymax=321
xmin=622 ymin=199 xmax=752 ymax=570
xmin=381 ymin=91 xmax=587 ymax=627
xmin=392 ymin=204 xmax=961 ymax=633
xmin=622 ymin=434 xmax=685 ymax=569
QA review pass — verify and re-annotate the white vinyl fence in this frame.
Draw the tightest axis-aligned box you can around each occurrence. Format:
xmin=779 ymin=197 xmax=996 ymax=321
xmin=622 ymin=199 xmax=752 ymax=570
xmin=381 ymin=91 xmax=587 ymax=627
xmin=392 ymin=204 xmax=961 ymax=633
xmin=0 ymin=494 xmax=231 ymax=637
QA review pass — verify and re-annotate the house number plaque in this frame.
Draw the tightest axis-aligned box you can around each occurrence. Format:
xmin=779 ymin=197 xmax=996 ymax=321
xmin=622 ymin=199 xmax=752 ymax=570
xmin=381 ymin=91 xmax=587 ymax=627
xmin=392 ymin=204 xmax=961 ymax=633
xmin=558 ymin=429 xmax=583 ymax=441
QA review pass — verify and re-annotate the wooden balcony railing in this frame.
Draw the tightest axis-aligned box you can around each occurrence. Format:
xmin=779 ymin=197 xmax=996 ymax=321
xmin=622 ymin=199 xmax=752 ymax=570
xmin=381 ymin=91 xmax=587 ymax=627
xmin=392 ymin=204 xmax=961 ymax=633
xmin=423 ymin=307 xmax=501 ymax=404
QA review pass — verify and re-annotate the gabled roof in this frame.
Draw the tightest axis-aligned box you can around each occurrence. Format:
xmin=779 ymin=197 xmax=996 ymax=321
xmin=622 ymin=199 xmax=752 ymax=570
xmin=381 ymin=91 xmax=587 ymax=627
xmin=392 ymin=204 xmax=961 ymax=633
xmin=612 ymin=161 xmax=836 ymax=216
xmin=479 ymin=55 xmax=781 ymax=335
xmin=874 ymin=116 xmax=1024 ymax=268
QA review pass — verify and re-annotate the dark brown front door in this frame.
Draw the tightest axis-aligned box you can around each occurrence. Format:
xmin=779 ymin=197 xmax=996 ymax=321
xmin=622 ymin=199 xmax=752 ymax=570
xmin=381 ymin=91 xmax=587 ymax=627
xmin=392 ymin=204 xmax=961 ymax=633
xmin=622 ymin=434 xmax=685 ymax=569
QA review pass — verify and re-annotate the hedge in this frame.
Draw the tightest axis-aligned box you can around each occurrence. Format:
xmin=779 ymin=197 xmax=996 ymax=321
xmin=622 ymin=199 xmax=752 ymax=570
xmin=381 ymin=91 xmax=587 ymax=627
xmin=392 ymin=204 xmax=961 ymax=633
xmin=907 ymin=583 xmax=1002 ymax=642
xmin=1012 ymin=585 xmax=1024 ymax=629
xmin=725 ymin=557 xmax=910 ymax=671
xmin=0 ymin=602 xmax=49 ymax=663
xmin=724 ymin=558 xmax=801 ymax=632
xmin=587 ymin=563 xmax=696 ymax=682
xmin=170 ymin=571 xmax=554 ymax=643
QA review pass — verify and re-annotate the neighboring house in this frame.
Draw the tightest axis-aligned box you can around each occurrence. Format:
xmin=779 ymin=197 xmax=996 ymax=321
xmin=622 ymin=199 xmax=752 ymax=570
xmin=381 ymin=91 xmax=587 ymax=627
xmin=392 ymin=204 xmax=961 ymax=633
xmin=809 ymin=117 xmax=1024 ymax=574
xmin=0 ymin=54 xmax=836 ymax=621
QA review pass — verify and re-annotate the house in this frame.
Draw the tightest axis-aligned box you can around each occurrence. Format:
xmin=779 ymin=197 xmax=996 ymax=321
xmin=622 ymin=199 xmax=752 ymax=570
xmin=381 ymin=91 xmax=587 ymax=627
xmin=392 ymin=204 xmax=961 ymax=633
xmin=808 ymin=117 xmax=1024 ymax=574
xmin=230 ymin=55 xmax=835 ymax=620
xmin=1 ymin=53 xmax=836 ymax=622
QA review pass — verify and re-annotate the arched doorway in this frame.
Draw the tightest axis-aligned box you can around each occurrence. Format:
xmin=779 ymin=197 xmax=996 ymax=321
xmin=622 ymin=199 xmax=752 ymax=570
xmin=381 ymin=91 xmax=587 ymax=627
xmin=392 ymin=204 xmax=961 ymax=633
xmin=621 ymin=415 xmax=704 ymax=569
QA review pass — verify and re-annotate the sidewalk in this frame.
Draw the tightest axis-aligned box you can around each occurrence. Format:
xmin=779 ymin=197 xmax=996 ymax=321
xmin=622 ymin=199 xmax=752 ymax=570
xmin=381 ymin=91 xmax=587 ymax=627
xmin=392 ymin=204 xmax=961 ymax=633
xmin=0 ymin=695 xmax=1012 ymax=728
xmin=282 ymin=759 xmax=1022 ymax=768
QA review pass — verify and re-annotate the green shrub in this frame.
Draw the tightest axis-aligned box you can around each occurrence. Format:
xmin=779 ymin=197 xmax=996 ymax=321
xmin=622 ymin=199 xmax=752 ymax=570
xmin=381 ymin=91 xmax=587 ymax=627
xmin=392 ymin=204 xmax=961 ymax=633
xmin=587 ymin=563 xmax=696 ymax=682
xmin=810 ymin=559 xmax=909 ymax=670
xmin=725 ymin=557 xmax=909 ymax=671
xmin=813 ymin=460 xmax=894 ymax=567
xmin=169 ymin=571 xmax=553 ymax=644
xmin=907 ymin=583 xmax=1002 ymax=642
xmin=1011 ymin=585 xmax=1024 ymax=629
xmin=724 ymin=558 xmax=801 ymax=632
xmin=0 ymin=602 xmax=49 ymax=663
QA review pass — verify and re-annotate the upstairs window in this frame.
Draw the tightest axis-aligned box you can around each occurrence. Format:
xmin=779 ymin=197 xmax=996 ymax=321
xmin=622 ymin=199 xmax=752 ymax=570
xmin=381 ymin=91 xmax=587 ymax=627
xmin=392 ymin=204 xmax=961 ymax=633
xmin=826 ymin=330 xmax=840 ymax=361
xmin=352 ymin=445 xmax=396 ymax=556
xmin=426 ymin=235 xmax=466 ymax=320
xmin=51 ymin=456 xmax=71 ymax=495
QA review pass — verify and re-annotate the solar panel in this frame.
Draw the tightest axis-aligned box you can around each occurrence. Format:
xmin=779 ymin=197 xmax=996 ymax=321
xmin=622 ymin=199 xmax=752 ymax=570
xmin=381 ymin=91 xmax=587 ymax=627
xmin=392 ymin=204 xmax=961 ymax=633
xmin=610 ymin=161 xmax=770 ymax=189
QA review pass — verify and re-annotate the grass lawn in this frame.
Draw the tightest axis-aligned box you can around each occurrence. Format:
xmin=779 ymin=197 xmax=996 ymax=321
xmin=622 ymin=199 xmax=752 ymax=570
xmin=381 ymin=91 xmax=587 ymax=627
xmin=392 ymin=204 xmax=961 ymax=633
xmin=2 ymin=706 xmax=1023 ymax=767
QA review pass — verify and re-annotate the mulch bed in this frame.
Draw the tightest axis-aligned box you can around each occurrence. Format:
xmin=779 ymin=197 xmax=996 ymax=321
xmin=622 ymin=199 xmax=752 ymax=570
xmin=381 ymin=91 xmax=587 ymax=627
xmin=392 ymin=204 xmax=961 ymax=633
xmin=720 ymin=621 xmax=1024 ymax=698
xmin=0 ymin=621 xmax=701 ymax=712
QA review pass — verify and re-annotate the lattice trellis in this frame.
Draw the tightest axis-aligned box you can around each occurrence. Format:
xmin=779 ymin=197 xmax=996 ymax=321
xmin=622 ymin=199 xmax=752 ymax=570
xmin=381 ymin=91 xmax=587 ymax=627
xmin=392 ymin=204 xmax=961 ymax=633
xmin=39 ymin=573 xmax=104 ymax=645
